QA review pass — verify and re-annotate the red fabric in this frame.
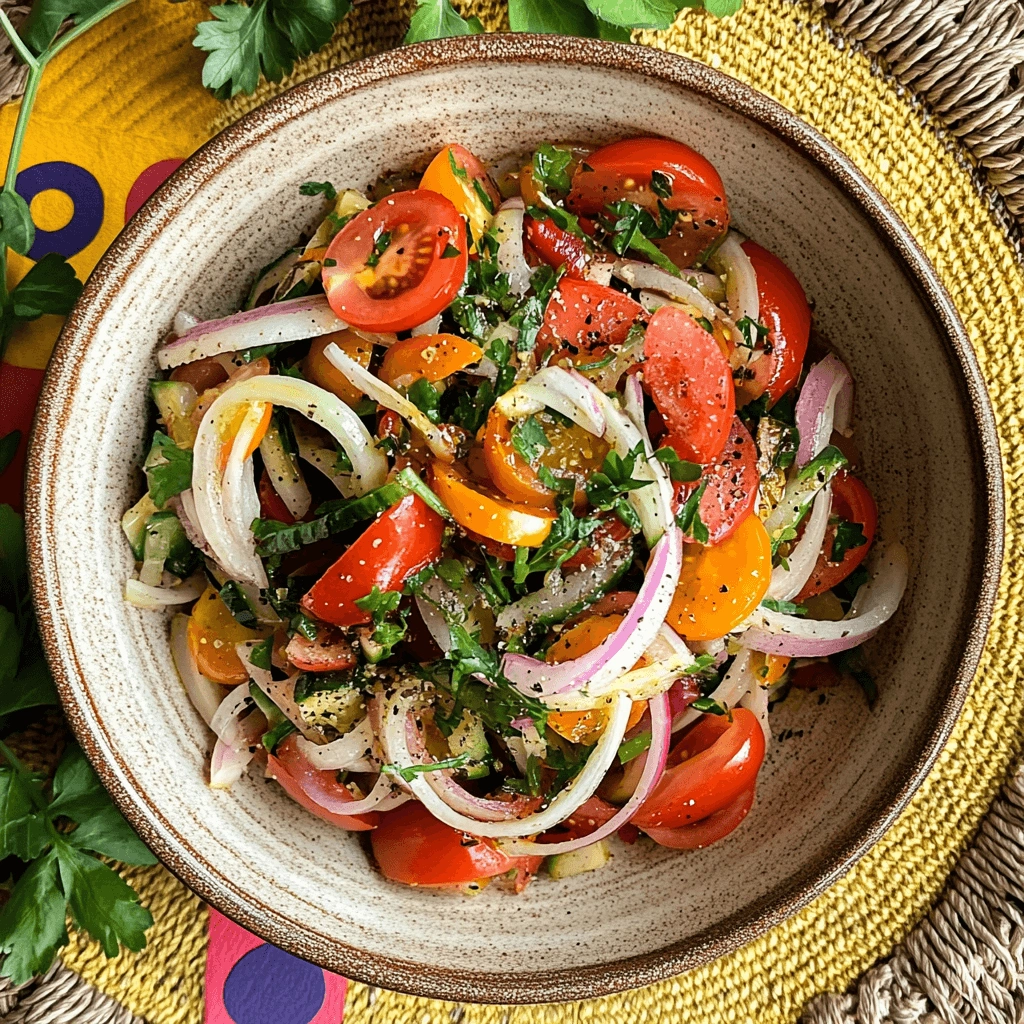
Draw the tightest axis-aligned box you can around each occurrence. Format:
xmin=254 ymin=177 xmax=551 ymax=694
xmin=0 ymin=363 xmax=44 ymax=511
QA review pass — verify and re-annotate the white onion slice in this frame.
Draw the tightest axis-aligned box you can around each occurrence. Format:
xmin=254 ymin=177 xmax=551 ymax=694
xmin=795 ymin=354 xmax=853 ymax=466
xmin=413 ymin=574 xmax=474 ymax=654
xmin=673 ymin=648 xmax=756 ymax=734
xmin=219 ymin=402 xmax=269 ymax=586
xmin=169 ymin=613 xmax=223 ymax=726
xmin=709 ymin=231 xmax=759 ymax=323
xmin=126 ymin=574 xmax=205 ymax=608
xmin=739 ymin=543 xmax=908 ymax=657
xmin=173 ymin=309 xmax=200 ymax=336
xmin=383 ymin=688 xmax=632 ymax=837
xmin=259 ymin=419 xmax=311 ymax=520
xmin=236 ymin=642 xmax=317 ymax=741
xmin=739 ymin=676 xmax=771 ymax=748
xmin=210 ymin=737 xmax=256 ymax=789
xmin=495 ymin=366 xmax=605 ymax=437
xmin=499 ymin=693 xmax=672 ymax=857
xmin=411 ymin=313 xmax=442 ymax=337
xmin=158 ymin=295 xmax=345 ymax=370
xmin=767 ymin=486 xmax=832 ymax=602
xmin=623 ymin=371 xmax=645 ymax=432
xmin=492 ymin=202 xmax=532 ymax=297
xmin=502 ymin=527 xmax=681 ymax=698
xmin=612 ymin=260 xmax=720 ymax=323
xmin=210 ymin=682 xmax=255 ymax=748
xmin=324 ymin=343 xmax=458 ymax=462
xmin=176 ymin=489 xmax=211 ymax=555
xmin=295 ymin=716 xmax=377 ymax=771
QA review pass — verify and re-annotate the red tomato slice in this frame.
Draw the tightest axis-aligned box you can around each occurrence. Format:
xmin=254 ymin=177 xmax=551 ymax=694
xmin=285 ymin=627 xmax=358 ymax=673
xmin=258 ymin=469 xmax=295 ymax=524
xmin=567 ymin=137 xmax=729 ymax=267
xmin=667 ymin=416 xmax=758 ymax=545
xmin=539 ymin=795 xmax=619 ymax=843
xmin=524 ymin=215 xmax=589 ymax=278
xmin=561 ymin=516 xmax=633 ymax=571
xmin=796 ymin=471 xmax=878 ymax=600
xmin=301 ymin=493 xmax=444 ymax=627
xmin=266 ymin=735 xmax=379 ymax=831
xmin=644 ymin=305 xmax=735 ymax=464
xmin=322 ymin=190 xmax=467 ymax=333
xmin=536 ymin=278 xmax=646 ymax=359
xmin=641 ymin=784 xmax=755 ymax=849
xmin=631 ymin=708 xmax=765 ymax=830
xmin=371 ymin=800 xmax=543 ymax=887
xmin=738 ymin=240 xmax=811 ymax=406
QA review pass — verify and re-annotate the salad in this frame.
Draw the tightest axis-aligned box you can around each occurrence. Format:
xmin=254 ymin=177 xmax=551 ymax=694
xmin=123 ymin=137 xmax=908 ymax=891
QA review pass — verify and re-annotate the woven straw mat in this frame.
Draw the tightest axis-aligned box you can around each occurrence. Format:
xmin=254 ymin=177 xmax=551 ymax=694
xmin=5 ymin=0 xmax=1024 ymax=1021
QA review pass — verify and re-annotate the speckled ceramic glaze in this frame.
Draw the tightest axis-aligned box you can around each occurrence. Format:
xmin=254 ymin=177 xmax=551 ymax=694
xmin=26 ymin=36 xmax=1002 ymax=1004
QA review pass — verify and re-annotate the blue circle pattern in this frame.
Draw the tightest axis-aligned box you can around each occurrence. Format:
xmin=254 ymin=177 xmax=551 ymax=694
xmin=222 ymin=943 xmax=326 ymax=1024
xmin=16 ymin=161 xmax=103 ymax=261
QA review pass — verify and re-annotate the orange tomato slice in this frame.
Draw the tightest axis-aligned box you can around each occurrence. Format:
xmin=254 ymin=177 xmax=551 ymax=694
xmin=668 ymin=514 xmax=772 ymax=641
xmin=303 ymin=330 xmax=373 ymax=407
xmin=749 ymin=652 xmax=790 ymax=687
xmin=379 ymin=333 xmax=484 ymax=389
xmin=431 ymin=460 xmax=556 ymax=548
xmin=186 ymin=586 xmax=264 ymax=684
xmin=482 ymin=407 xmax=555 ymax=508
xmin=419 ymin=143 xmax=497 ymax=247
xmin=218 ymin=401 xmax=272 ymax=473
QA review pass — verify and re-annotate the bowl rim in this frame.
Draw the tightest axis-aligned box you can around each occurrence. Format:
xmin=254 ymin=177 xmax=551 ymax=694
xmin=25 ymin=33 xmax=1004 ymax=1004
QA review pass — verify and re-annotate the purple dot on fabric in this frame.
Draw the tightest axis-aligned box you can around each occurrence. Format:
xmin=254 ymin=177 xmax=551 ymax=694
xmin=222 ymin=943 xmax=325 ymax=1024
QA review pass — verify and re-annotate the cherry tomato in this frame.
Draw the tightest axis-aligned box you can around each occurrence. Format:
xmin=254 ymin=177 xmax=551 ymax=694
xmin=186 ymin=586 xmax=264 ymax=685
xmin=303 ymin=330 xmax=373 ymax=407
xmin=285 ymin=627 xmax=358 ymax=673
xmin=644 ymin=306 xmax=735 ymax=464
xmin=170 ymin=356 xmax=228 ymax=393
xmin=524 ymin=215 xmax=589 ymax=278
xmin=632 ymin=708 xmax=765 ymax=830
xmin=322 ymin=190 xmax=467 ymax=333
xmin=567 ymin=137 xmax=729 ymax=267
xmin=668 ymin=513 xmax=771 ymax=641
xmin=258 ymin=469 xmax=295 ymax=524
xmin=796 ymin=472 xmax=878 ymax=601
xmin=418 ymin=144 xmax=500 ymax=247
xmin=431 ymin=460 xmax=557 ymax=548
xmin=641 ymin=785 xmax=755 ymax=849
xmin=371 ymin=800 xmax=542 ymax=887
xmin=379 ymin=333 xmax=484 ymax=389
xmin=266 ymin=735 xmax=379 ymax=831
xmin=737 ymin=240 xmax=811 ymax=406
xmin=791 ymin=660 xmax=841 ymax=689
xmin=540 ymin=796 xmax=619 ymax=842
xmin=536 ymin=278 xmax=646 ymax=360
xmin=482 ymin=407 xmax=555 ymax=508
xmin=666 ymin=416 xmax=758 ymax=545
xmin=301 ymin=494 xmax=444 ymax=627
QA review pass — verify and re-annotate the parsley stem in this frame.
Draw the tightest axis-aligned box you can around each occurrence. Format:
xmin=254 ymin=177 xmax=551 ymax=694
xmin=0 ymin=11 xmax=38 ymax=70
xmin=0 ymin=738 xmax=47 ymax=812
xmin=4 ymin=62 xmax=41 ymax=194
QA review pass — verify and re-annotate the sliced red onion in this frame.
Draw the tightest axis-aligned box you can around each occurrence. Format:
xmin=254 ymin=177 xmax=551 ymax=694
xmin=172 ymin=489 xmax=212 ymax=556
xmin=767 ymin=486 xmax=832 ymax=602
xmin=709 ymin=231 xmax=759 ymax=323
xmin=411 ymin=313 xmax=442 ymax=337
xmin=383 ymin=688 xmax=632 ymax=837
xmin=739 ymin=542 xmax=908 ymax=656
xmin=210 ymin=682 xmax=255 ymax=747
xmin=502 ymin=526 xmax=681 ymax=697
xmin=612 ymin=260 xmax=719 ymax=323
xmin=492 ymin=202 xmax=532 ymax=297
xmin=259 ymin=417 xmax=311 ymax=520
xmin=498 ymin=693 xmax=672 ymax=857
xmin=125 ymin=573 xmax=205 ymax=608
xmin=795 ymin=354 xmax=853 ymax=466
xmin=158 ymin=295 xmax=345 ymax=370
xmin=301 ymin=771 xmax=409 ymax=817
xmin=495 ymin=365 xmax=605 ymax=437
xmin=623 ymin=371 xmax=644 ymax=432
xmin=294 ymin=716 xmax=377 ymax=771
xmin=169 ymin=612 xmax=224 ymax=727
xmin=210 ymin=735 xmax=257 ymax=789
xmin=324 ymin=343 xmax=458 ymax=462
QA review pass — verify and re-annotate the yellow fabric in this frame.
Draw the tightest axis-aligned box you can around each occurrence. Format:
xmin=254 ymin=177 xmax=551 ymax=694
xmin=11 ymin=0 xmax=1023 ymax=1021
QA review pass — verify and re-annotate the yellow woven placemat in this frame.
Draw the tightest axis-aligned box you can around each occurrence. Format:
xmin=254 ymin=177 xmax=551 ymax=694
xmin=12 ymin=0 xmax=1024 ymax=1021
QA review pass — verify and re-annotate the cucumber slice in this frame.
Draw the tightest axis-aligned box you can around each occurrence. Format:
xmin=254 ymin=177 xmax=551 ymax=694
xmin=448 ymin=710 xmax=491 ymax=779
xmin=122 ymin=493 xmax=159 ymax=560
xmin=547 ymin=840 xmax=612 ymax=880
xmin=141 ymin=510 xmax=198 ymax=584
xmin=150 ymin=379 xmax=198 ymax=448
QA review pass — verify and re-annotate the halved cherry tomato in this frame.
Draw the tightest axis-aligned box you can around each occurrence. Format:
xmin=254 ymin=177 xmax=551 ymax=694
xmin=266 ymin=735 xmax=379 ymax=831
xmin=524 ymin=215 xmax=589 ymax=278
xmin=632 ymin=707 xmax=764 ymax=830
xmin=796 ymin=471 xmax=877 ymax=601
xmin=540 ymin=795 xmax=619 ymax=843
xmin=418 ymin=144 xmax=500 ymax=246
xmin=667 ymin=416 xmax=758 ymax=546
xmin=736 ymin=240 xmax=811 ymax=406
xmin=371 ymin=800 xmax=543 ymax=887
xmin=644 ymin=305 xmax=735 ymax=464
xmin=285 ymin=627 xmax=358 ymax=673
xmin=749 ymin=651 xmax=791 ymax=687
xmin=258 ymin=469 xmax=295 ymax=524
xmin=186 ymin=586 xmax=264 ymax=685
xmin=536 ymin=278 xmax=646 ymax=359
xmin=642 ymin=784 xmax=755 ymax=849
xmin=322 ymin=190 xmax=467 ymax=333
xmin=301 ymin=493 xmax=444 ymax=627
xmin=668 ymin=513 xmax=771 ymax=641
xmin=170 ymin=356 xmax=228 ymax=393
xmin=431 ymin=460 xmax=557 ymax=547
xmin=567 ymin=137 xmax=729 ymax=268
xmin=379 ymin=333 xmax=484 ymax=389
xmin=482 ymin=407 xmax=555 ymax=508
xmin=303 ymin=330 xmax=373 ymax=407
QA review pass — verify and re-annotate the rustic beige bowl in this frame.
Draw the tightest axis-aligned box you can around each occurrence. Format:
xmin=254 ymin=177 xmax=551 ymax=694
xmin=26 ymin=36 xmax=1002 ymax=1003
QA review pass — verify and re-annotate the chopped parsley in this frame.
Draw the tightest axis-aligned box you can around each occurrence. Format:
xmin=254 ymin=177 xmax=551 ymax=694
xmin=407 ymin=377 xmax=442 ymax=424
xmin=618 ymin=731 xmax=652 ymax=764
xmin=531 ymin=142 xmax=574 ymax=195
xmin=600 ymin=199 xmax=680 ymax=277
xmin=654 ymin=446 xmax=702 ymax=483
xmin=649 ymin=169 xmax=673 ymax=199
xmin=735 ymin=315 xmax=769 ymax=349
xmin=382 ymin=751 xmax=474 ymax=783
xmin=299 ymin=180 xmax=337 ymax=200
xmin=761 ymin=597 xmax=808 ymax=616
xmin=354 ymin=585 xmax=407 ymax=662
xmin=586 ymin=441 xmax=654 ymax=533
xmin=831 ymin=518 xmax=868 ymax=563
xmin=143 ymin=432 xmax=193 ymax=508
xmin=365 ymin=230 xmax=392 ymax=269
xmin=510 ymin=416 xmax=550 ymax=465
xmin=675 ymin=479 xmax=710 ymax=544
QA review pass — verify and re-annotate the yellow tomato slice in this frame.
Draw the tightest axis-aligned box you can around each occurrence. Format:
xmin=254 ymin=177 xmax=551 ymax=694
xmin=482 ymin=407 xmax=555 ymax=508
xmin=186 ymin=586 xmax=263 ymax=684
xmin=668 ymin=514 xmax=772 ymax=641
xmin=749 ymin=652 xmax=791 ymax=687
xmin=431 ymin=460 xmax=556 ymax=547
xmin=302 ymin=330 xmax=373 ymax=407
xmin=379 ymin=333 xmax=484 ymax=389
xmin=218 ymin=402 xmax=272 ymax=473
xmin=419 ymin=144 xmax=495 ymax=249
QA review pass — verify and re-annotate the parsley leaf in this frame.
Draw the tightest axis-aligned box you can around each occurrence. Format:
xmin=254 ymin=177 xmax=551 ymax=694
xmin=10 ymin=253 xmax=82 ymax=321
xmin=510 ymin=416 xmax=549 ymax=465
xmin=354 ymin=585 xmax=407 ymax=662
xmin=382 ymin=751 xmax=473 ymax=783
xmin=20 ymin=0 xmax=123 ymax=53
xmin=365 ymin=229 xmax=392 ymax=269
xmin=650 ymin=169 xmax=674 ymax=199
xmin=734 ymin=315 xmax=769 ymax=349
xmin=143 ymin=432 xmax=193 ymax=508
xmin=407 ymin=377 xmax=442 ymax=424
xmin=654 ymin=446 xmax=702 ymax=483
xmin=586 ymin=442 xmax=653 ymax=521
xmin=675 ymin=479 xmax=710 ymax=544
xmin=761 ymin=597 xmax=807 ymax=616
xmin=618 ymin=730 xmax=652 ymax=764
xmin=0 ymin=192 xmax=34 ymax=257
xmin=532 ymin=143 xmax=574 ymax=194
xmin=0 ymin=430 xmax=18 ymax=475
xmin=691 ymin=695 xmax=727 ymax=715
xmin=405 ymin=0 xmax=483 ymax=42
xmin=601 ymin=199 xmax=681 ymax=276
xmin=299 ymin=180 xmax=337 ymax=199
xmin=831 ymin=518 xmax=868 ymax=563
xmin=586 ymin=0 xmax=679 ymax=28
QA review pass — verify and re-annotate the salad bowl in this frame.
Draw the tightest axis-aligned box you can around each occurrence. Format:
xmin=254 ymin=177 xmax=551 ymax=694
xmin=25 ymin=35 xmax=1002 ymax=1002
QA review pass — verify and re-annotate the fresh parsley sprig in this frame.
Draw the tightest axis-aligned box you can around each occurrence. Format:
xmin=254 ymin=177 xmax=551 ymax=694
xmin=586 ymin=441 xmax=653 ymax=533
xmin=354 ymin=585 xmax=408 ymax=662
